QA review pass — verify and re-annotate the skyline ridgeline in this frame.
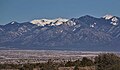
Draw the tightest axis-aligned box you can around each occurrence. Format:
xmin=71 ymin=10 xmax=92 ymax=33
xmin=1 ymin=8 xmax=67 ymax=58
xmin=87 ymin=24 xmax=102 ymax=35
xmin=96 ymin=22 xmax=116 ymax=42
xmin=0 ymin=14 xmax=120 ymax=51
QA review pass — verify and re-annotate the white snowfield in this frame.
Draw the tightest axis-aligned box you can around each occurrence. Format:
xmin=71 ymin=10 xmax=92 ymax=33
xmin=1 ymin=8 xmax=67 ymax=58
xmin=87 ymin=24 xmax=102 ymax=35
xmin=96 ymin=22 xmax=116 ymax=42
xmin=103 ymin=14 xmax=114 ymax=20
xmin=30 ymin=18 xmax=69 ymax=26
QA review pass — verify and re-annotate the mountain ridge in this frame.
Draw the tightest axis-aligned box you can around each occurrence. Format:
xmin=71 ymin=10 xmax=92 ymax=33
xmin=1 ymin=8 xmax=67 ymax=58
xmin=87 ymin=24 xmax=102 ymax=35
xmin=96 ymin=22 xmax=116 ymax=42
xmin=0 ymin=15 xmax=120 ymax=51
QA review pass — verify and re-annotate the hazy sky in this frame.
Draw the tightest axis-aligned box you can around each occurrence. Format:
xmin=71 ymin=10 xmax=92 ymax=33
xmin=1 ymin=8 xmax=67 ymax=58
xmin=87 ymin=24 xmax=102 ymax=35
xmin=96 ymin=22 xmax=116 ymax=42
xmin=0 ymin=0 xmax=120 ymax=24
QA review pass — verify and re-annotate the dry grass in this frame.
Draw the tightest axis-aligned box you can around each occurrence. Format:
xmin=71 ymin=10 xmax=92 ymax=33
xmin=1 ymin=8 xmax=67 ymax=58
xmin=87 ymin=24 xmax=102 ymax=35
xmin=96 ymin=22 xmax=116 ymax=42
xmin=58 ymin=66 xmax=95 ymax=70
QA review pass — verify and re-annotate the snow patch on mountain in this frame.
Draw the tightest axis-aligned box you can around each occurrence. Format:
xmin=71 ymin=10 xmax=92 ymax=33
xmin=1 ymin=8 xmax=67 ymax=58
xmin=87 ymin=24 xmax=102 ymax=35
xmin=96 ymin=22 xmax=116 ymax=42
xmin=112 ymin=17 xmax=118 ymax=22
xmin=103 ymin=15 xmax=113 ymax=20
xmin=67 ymin=20 xmax=76 ymax=26
xmin=110 ymin=22 xmax=118 ymax=26
xmin=0 ymin=28 xmax=3 ymax=31
xmin=103 ymin=15 xmax=119 ymax=26
xmin=90 ymin=22 xmax=96 ymax=28
xmin=9 ymin=21 xmax=17 ymax=25
xmin=111 ymin=17 xmax=119 ymax=26
xmin=11 ymin=22 xmax=15 ymax=24
xmin=30 ymin=18 xmax=68 ymax=26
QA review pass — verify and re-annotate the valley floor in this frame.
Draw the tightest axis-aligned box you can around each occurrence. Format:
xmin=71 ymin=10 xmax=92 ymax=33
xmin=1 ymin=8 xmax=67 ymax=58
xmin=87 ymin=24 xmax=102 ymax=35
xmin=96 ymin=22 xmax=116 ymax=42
xmin=0 ymin=50 xmax=120 ymax=64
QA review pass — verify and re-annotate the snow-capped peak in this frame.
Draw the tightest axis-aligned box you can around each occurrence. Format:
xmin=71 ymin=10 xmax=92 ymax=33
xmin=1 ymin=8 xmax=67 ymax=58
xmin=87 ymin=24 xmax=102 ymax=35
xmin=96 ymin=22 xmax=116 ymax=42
xmin=103 ymin=14 xmax=113 ymax=20
xmin=30 ymin=18 xmax=69 ymax=26
xmin=11 ymin=21 xmax=15 ymax=24
xmin=103 ymin=15 xmax=119 ymax=26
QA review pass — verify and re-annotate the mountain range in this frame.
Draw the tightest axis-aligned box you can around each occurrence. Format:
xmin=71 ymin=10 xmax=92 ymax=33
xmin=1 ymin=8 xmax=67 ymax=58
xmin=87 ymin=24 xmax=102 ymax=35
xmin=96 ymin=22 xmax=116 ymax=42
xmin=0 ymin=15 xmax=120 ymax=51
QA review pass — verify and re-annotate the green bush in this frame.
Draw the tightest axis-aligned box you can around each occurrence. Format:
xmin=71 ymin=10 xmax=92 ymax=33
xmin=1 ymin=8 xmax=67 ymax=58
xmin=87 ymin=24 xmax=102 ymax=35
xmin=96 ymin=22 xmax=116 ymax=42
xmin=80 ymin=57 xmax=94 ymax=67
xmin=74 ymin=65 xmax=79 ymax=70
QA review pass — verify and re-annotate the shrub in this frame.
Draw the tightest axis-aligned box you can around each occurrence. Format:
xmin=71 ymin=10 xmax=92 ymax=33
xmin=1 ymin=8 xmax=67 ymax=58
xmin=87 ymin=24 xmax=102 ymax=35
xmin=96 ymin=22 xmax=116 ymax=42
xmin=95 ymin=53 xmax=120 ymax=70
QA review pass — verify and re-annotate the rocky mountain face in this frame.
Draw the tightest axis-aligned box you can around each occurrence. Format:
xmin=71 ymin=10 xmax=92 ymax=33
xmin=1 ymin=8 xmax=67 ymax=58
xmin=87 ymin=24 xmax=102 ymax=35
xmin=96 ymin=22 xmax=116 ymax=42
xmin=0 ymin=15 xmax=120 ymax=51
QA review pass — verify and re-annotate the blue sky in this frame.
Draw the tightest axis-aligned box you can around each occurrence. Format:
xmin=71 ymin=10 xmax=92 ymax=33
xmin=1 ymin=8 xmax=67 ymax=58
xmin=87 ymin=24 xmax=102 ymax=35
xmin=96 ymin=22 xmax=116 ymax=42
xmin=0 ymin=0 xmax=120 ymax=24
